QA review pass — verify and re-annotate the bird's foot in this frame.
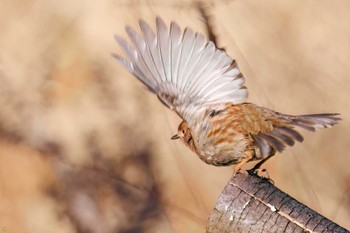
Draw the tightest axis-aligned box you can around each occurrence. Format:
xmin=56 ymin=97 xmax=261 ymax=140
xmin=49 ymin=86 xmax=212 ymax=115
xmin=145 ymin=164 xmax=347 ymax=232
xmin=233 ymin=168 xmax=248 ymax=177
xmin=232 ymin=155 xmax=253 ymax=177
xmin=247 ymin=168 xmax=274 ymax=184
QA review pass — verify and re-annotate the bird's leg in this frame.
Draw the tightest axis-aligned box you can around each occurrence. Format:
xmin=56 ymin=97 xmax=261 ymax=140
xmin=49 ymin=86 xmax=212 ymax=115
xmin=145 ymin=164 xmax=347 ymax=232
xmin=250 ymin=155 xmax=273 ymax=173
xmin=233 ymin=153 xmax=253 ymax=175
xmin=247 ymin=157 xmax=275 ymax=183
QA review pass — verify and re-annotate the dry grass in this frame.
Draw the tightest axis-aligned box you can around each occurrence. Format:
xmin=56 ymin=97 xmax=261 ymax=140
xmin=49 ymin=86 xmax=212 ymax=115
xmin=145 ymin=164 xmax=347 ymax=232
xmin=0 ymin=0 xmax=349 ymax=232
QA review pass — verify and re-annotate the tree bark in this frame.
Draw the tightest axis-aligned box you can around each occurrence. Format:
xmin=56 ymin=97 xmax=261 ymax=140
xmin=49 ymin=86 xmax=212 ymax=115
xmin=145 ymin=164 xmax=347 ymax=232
xmin=207 ymin=172 xmax=349 ymax=233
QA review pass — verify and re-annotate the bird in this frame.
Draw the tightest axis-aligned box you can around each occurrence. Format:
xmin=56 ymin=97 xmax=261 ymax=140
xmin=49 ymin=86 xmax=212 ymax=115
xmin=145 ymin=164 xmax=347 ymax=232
xmin=113 ymin=17 xmax=341 ymax=172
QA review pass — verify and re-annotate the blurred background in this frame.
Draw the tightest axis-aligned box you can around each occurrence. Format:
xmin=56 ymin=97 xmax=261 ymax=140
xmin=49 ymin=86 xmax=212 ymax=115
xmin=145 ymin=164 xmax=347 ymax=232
xmin=0 ymin=0 xmax=349 ymax=232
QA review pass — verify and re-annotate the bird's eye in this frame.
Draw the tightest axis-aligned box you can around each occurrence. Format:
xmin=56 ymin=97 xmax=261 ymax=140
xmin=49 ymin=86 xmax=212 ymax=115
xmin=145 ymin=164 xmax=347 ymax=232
xmin=182 ymin=130 xmax=185 ymax=134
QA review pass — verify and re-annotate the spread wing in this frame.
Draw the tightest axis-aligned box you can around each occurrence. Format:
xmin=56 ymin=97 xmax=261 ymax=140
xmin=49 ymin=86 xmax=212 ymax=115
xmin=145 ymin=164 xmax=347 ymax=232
xmin=113 ymin=17 xmax=248 ymax=124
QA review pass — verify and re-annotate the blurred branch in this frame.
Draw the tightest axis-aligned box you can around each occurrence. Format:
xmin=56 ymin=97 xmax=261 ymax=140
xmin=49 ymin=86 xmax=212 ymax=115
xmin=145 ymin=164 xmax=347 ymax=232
xmin=207 ymin=172 xmax=350 ymax=233
xmin=196 ymin=1 xmax=219 ymax=47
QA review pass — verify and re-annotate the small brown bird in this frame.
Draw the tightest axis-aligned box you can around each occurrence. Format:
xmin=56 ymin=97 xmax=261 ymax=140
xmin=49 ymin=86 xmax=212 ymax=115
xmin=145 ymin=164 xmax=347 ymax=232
xmin=113 ymin=17 xmax=340 ymax=172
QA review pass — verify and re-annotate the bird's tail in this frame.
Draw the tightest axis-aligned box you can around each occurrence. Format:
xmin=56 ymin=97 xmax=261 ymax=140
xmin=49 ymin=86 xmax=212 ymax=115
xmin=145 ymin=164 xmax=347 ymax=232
xmin=284 ymin=113 xmax=341 ymax=132
xmin=251 ymin=112 xmax=341 ymax=158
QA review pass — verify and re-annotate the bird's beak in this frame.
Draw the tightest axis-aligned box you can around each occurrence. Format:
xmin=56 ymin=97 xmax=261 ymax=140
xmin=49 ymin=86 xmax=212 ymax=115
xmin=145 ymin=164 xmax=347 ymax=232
xmin=171 ymin=134 xmax=180 ymax=140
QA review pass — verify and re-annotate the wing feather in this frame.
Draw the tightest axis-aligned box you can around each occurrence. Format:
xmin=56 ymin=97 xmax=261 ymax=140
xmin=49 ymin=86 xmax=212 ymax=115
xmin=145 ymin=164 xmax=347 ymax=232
xmin=188 ymin=45 xmax=224 ymax=95
xmin=177 ymin=28 xmax=196 ymax=91
xmin=156 ymin=18 xmax=171 ymax=82
xmin=114 ymin=17 xmax=248 ymax=125
xmin=169 ymin=22 xmax=182 ymax=84
xmin=185 ymin=42 xmax=216 ymax=94
xmin=114 ymin=36 xmax=156 ymax=91
xmin=123 ymin=28 xmax=159 ymax=86
xmin=193 ymin=55 xmax=235 ymax=97
xmin=139 ymin=19 xmax=166 ymax=83
xmin=179 ymin=32 xmax=206 ymax=91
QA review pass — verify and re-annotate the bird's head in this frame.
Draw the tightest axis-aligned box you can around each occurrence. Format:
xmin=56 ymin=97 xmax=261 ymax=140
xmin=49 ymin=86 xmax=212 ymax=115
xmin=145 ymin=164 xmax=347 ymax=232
xmin=171 ymin=121 xmax=196 ymax=153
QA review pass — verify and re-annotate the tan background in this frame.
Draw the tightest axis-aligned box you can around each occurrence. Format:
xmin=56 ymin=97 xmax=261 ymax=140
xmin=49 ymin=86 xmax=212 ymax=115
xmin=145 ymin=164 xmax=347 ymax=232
xmin=0 ymin=0 xmax=349 ymax=232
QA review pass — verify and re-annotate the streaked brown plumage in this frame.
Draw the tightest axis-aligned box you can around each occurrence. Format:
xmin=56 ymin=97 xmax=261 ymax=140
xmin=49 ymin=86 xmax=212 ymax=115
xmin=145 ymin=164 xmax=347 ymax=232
xmin=114 ymin=17 xmax=341 ymax=172
xmin=174 ymin=103 xmax=339 ymax=170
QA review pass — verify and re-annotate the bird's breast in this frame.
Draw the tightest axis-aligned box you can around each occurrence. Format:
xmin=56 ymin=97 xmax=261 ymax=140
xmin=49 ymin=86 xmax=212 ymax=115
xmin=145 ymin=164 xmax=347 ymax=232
xmin=190 ymin=105 xmax=251 ymax=165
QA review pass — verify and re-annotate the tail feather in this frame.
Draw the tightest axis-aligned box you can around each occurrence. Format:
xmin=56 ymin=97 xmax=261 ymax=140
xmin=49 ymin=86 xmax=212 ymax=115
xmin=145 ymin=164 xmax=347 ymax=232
xmin=269 ymin=129 xmax=295 ymax=146
xmin=289 ymin=113 xmax=341 ymax=131
xmin=273 ymin=127 xmax=304 ymax=143
xmin=252 ymin=112 xmax=341 ymax=158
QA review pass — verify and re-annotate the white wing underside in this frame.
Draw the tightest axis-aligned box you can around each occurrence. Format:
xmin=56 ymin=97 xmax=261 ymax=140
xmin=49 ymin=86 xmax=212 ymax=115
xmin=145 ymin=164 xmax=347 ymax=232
xmin=114 ymin=17 xmax=248 ymax=125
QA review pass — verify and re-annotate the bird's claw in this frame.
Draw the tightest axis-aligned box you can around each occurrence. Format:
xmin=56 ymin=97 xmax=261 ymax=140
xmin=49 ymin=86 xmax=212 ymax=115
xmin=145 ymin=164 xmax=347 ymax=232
xmin=247 ymin=168 xmax=274 ymax=184
xmin=232 ymin=168 xmax=248 ymax=177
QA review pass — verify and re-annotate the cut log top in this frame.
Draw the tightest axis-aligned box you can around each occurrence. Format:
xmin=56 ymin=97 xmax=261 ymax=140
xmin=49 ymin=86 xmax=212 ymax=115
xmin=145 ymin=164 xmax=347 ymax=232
xmin=207 ymin=172 xmax=349 ymax=233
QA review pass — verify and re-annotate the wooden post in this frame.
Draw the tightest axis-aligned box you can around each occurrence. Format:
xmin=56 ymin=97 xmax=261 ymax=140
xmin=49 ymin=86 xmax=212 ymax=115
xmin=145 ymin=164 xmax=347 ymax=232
xmin=207 ymin=172 xmax=350 ymax=233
